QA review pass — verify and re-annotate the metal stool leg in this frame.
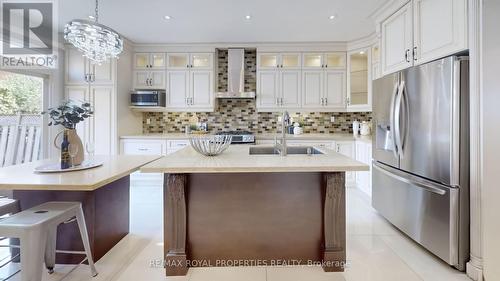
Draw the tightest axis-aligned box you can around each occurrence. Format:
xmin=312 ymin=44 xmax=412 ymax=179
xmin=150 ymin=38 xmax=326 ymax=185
xmin=75 ymin=207 xmax=98 ymax=277
xmin=20 ymin=226 xmax=47 ymax=281
xmin=44 ymin=227 xmax=57 ymax=274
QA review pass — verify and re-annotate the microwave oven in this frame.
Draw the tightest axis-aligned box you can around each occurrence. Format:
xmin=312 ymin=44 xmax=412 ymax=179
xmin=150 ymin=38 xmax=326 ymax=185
xmin=130 ymin=90 xmax=166 ymax=106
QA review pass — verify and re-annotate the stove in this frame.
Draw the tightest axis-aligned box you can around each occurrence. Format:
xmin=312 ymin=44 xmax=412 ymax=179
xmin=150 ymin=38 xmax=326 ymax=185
xmin=215 ymin=130 xmax=255 ymax=144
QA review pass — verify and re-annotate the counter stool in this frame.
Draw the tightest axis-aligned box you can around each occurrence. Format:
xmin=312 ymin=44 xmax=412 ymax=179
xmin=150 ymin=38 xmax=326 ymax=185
xmin=0 ymin=202 xmax=98 ymax=281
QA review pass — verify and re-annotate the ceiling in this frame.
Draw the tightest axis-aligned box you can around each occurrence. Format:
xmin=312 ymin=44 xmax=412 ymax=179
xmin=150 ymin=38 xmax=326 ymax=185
xmin=58 ymin=0 xmax=387 ymax=44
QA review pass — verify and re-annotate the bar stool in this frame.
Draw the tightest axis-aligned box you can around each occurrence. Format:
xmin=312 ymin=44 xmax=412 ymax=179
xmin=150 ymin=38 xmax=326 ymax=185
xmin=0 ymin=201 xmax=98 ymax=281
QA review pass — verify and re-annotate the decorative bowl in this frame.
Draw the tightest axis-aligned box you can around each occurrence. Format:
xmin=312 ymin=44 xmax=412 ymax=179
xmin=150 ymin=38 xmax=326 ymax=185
xmin=189 ymin=135 xmax=233 ymax=156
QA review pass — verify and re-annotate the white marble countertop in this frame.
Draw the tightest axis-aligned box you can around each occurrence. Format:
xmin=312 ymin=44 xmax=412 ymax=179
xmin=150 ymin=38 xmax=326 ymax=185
xmin=120 ymin=133 xmax=372 ymax=143
xmin=140 ymin=145 xmax=369 ymax=174
xmin=0 ymin=155 xmax=161 ymax=191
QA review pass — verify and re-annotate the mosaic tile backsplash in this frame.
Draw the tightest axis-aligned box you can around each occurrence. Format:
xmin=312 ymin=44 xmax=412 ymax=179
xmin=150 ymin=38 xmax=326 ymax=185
xmin=142 ymin=48 xmax=371 ymax=134
xmin=143 ymin=99 xmax=372 ymax=134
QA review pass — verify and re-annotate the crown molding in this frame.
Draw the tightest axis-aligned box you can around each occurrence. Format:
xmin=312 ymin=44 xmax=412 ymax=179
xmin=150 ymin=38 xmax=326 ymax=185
xmin=369 ymin=0 xmax=409 ymax=24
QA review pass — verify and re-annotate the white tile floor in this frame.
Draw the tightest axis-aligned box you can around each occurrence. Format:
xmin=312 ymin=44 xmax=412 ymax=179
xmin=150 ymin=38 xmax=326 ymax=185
xmin=0 ymin=174 xmax=471 ymax=281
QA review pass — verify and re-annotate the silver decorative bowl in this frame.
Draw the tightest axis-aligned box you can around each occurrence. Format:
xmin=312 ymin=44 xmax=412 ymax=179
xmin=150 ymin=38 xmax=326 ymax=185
xmin=189 ymin=135 xmax=233 ymax=156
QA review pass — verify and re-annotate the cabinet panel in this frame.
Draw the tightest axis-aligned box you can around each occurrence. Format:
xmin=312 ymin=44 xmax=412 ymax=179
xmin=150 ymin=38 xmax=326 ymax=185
xmin=167 ymin=53 xmax=190 ymax=69
xmin=65 ymin=86 xmax=90 ymax=144
xmin=91 ymin=86 xmax=114 ymax=155
xmin=65 ymin=48 xmax=88 ymax=84
xmin=91 ymin=59 xmax=114 ymax=84
xmin=122 ymin=140 xmax=166 ymax=155
xmin=134 ymin=53 xmax=150 ymax=69
xmin=191 ymin=53 xmax=213 ymax=69
xmin=281 ymin=54 xmax=301 ymax=69
xmin=413 ymin=0 xmax=467 ymax=64
xmin=302 ymin=53 xmax=323 ymax=69
xmin=280 ymin=70 xmax=301 ymax=108
xmin=324 ymin=70 xmax=345 ymax=109
xmin=190 ymin=71 xmax=213 ymax=108
xmin=336 ymin=141 xmax=356 ymax=186
xmin=150 ymin=71 xmax=166 ymax=88
xmin=302 ymin=70 xmax=323 ymax=108
xmin=166 ymin=70 xmax=189 ymax=108
xmin=381 ymin=2 xmax=413 ymax=75
xmin=325 ymin=53 xmax=346 ymax=69
xmin=133 ymin=71 xmax=150 ymax=89
xmin=258 ymin=53 xmax=279 ymax=69
xmin=151 ymin=53 xmax=166 ymax=69
xmin=257 ymin=70 xmax=279 ymax=109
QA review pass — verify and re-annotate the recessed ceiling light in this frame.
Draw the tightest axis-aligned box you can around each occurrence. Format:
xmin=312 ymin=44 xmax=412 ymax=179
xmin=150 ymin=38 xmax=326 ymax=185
xmin=88 ymin=15 xmax=95 ymax=20
xmin=329 ymin=15 xmax=336 ymax=20
xmin=245 ymin=15 xmax=252 ymax=20
xmin=359 ymin=51 xmax=365 ymax=55
xmin=164 ymin=15 xmax=172 ymax=20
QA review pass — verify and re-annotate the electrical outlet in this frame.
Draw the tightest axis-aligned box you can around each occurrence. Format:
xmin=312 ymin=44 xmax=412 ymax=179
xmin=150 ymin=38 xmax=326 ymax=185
xmin=146 ymin=118 xmax=151 ymax=125
xmin=330 ymin=116 xmax=335 ymax=122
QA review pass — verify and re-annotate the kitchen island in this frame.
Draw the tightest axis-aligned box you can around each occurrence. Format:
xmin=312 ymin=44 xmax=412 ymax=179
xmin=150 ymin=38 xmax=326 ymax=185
xmin=0 ymin=155 xmax=160 ymax=263
xmin=141 ymin=145 xmax=368 ymax=276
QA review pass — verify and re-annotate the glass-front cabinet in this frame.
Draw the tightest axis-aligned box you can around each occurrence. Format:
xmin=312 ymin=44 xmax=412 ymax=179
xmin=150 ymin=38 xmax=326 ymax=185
xmin=167 ymin=53 xmax=213 ymax=69
xmin=258 ymin=53 xmax=301 ymax=69
xmin=134 ymin=53 xmax=165 ymax=69
xmin=347 ymin=48 xmax=371 ymax=111
xmin=302 ymin=52 xmax=346 ymax=69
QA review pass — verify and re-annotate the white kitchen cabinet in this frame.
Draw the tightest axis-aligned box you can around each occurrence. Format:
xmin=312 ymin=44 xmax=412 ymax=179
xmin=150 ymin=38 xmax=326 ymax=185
xmin=347 ymin=48 xmax=372 ymax=112
xmin=134 ymin=53 xmax=165 ymax=69
xmin=166 ymin=69 xmax=214 ymax=111
xmin=167 ymin=53 xmax=213 ymax=70
xmin=65 ymin=85 xmax=116 ymax=155
xmin=133 ymin=70 xmax=165 ymax=89
xmin=381 ymin=1 xmax=413 ymax=75
xmin=302 ymin=70 xmax=346 ymax=111
xmin=258 ymin=53 xmax=301 ymax=70
xmin=381 ymin=0 xmax=467 ymax=75
xmin=302 ymin=53 xmax=346 ymax=70
xmin=335 ymin=141 xmax=356 ymax=186
xmin=412 ymin=0 xmax=467 ymax=64
xmin=167 ymin=140 xmax=190 ymax=154
xmin=355 ymin=141 xmax=373 ymax=197
xmin=257 ymin=69 xmax=301 ymax=111
xmin=371 ymin=44 xmax=381 ymax=80
xmin=65 ymin=47 xmax=114 ymax=85
xmin=121 ymin=139 xmax=168 ymax=155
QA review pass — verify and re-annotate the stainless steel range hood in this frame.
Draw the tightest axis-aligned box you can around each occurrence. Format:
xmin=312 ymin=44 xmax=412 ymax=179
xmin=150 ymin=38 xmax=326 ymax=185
xmin=216 ymin=49 xmax=256 ymax=99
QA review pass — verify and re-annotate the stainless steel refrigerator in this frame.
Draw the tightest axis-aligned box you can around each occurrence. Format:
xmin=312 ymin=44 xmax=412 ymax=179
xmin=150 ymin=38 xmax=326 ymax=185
xmin=372 ymin=55 xmax=469 ymax=270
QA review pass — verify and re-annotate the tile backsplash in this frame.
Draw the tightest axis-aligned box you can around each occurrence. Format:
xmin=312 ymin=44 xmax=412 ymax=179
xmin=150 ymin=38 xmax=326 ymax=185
xmin=143 ymin=99 xmax=372 ymax=134
xmin=142 ymin=48 xmax=371 ymax=134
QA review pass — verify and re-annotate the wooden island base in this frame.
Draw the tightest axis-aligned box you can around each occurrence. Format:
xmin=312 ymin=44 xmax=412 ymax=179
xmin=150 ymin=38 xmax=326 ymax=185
xmin=164 ymin=172 xmax=346 ymax=276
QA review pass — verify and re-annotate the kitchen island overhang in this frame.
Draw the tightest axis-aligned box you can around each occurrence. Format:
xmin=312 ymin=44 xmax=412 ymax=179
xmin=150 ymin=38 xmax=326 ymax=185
xmin=141 ymin=145 xmax=368 ymax=276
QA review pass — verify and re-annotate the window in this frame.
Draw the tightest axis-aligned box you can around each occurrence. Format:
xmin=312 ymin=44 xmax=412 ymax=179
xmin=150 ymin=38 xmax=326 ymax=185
xmin=0 ymin=71 xmax=44 ymax=167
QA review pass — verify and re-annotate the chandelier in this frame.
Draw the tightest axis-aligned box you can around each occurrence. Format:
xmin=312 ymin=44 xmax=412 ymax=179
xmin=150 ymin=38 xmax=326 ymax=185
xmin=64 ymin=0 xmax=123 ymax=64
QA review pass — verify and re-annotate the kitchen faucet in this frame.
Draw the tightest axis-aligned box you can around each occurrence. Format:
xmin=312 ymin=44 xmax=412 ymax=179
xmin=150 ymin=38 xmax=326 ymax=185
xmin=275 ymin=111 xmax=291 ymax=156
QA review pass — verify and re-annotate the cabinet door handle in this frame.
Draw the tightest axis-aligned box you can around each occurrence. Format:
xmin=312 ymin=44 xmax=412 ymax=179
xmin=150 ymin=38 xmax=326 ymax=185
xmin=325 ymin=65 xmax=328 ymax=68
xmin=405 ymin=49 xmax=411 ymax=63
xmin=276 ymin=98 xmax=279 ymax=105
xmin=413 ymin=46 xmax=418 ymax=61
xmin=321 ymin=98 xmax=324 ymax=106
xmin=84 ymin=74 xmax=88 ymax=82
xmin=280 ymin=97 xmax=283 ymax=105
xmin=321 ymin=64 xmax=324 ymax=68
xmin=90 ymin=74 xmax=95 ymax=82
xmin=186 ymin=64 xmax=189 ymax=68
xmin=324 ymin=98 xmax=328 ymax=105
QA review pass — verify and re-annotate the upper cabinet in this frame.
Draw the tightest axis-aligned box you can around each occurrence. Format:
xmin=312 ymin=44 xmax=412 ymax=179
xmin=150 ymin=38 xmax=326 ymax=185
xmin=381 ymin=0 xmax=467 ymax=75
xmin=134 ymin=53 xmax=165 ymax=69
xmin=65 ymin=47 xmax=114 ymax=85
xmin=302 ymin=53 xmax=346 ymax=70
xmin=167 ymin=53 xmax=213 ymax=70
xmin=165 ymin=52 xmax=215 ymax=112
xmin=412 ymin=0 xmax=467 ymax=64
xmin=381 ymin=2 xmax=414 ymax=75
xmin=258 ymin=53 xmax=301 ymax=70
xmin=347 ymin=48 xmax=371 ymax=111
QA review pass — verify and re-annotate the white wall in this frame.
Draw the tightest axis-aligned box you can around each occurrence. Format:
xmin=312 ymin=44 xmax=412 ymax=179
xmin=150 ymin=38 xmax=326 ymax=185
xmin=481 ymin=0 xmax=500 ymax=279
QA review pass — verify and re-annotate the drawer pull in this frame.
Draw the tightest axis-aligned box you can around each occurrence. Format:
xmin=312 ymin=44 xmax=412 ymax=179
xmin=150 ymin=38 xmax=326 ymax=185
xmin=138 ymin=148 xmax=149 ymax=151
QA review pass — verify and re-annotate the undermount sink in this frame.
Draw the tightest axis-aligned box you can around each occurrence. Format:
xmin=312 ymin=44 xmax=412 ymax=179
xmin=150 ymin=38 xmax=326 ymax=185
xmin=249 ymin=146 xmax=324 ymax=155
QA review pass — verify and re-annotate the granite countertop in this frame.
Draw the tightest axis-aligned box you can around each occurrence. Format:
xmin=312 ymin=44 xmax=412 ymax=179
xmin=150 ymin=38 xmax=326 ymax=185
xmin=120 ymin=133 xmax=372 ymax=143
xmin=0 ymin=155 xmax=161 ymax=191
xmin=140 ymin=145 xmax=369 ymax=174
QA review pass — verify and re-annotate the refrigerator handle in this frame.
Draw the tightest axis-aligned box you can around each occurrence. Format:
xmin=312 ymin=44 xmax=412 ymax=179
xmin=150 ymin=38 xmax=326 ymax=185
xmin=389 ymin=81 xmax=400 ymax=159
xmin=395 ymin=80 xmax=405 ymax=158
xmin=372 ymin=161 xmax=447 ymax=196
